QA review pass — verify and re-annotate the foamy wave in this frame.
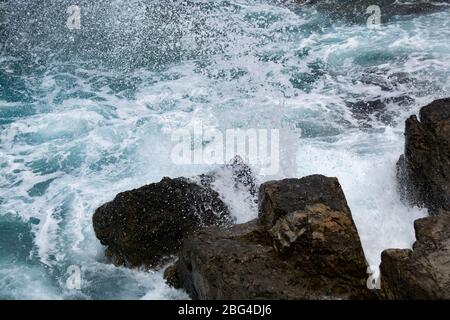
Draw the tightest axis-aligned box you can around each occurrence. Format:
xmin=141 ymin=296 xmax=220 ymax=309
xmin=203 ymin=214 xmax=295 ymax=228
xmin=0 ymin=1 xmax=449 ymax=299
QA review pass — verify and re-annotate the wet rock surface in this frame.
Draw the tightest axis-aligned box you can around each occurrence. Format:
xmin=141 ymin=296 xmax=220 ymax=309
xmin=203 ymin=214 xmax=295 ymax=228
xmin=167 ymin=175 xmax=372 ymax=299
xmin=93 ymin=177 xmax=232 ymax=267
xmin=397 ymin=98 xmax=450 ymax=214
xmin=380 ymin=213 xmax=450 ymax=299
xmin=93 ymin=157 xmax=256 ymax=267
xmin=379 ymin=98 xmax=450 ymax=299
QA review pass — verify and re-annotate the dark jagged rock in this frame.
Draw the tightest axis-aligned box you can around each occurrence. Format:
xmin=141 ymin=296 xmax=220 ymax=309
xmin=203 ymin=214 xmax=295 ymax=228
xmin=167 ymin=175 xmax=372 ymax=300
xmin=380 ymin=98 xmax=450 ymax=299
xmin=93 ymin=156 xmax=256 ymax=267
xmin=380 ymin=213 xmax=450 ymax=299
xmin=93 ymin=177 xmax=232 ymax=267
xmin=397 ymin=98 xmax=450 ymax=214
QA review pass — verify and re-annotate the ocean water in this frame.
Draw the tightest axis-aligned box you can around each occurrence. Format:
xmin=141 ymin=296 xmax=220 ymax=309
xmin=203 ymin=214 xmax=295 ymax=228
xmin=0 ymin=0 xmax=449 ymax=299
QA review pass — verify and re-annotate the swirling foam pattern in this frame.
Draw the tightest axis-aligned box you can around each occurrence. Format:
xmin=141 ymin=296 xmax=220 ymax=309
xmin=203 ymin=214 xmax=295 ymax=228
xmin=0 ymin=0 xmax=449 ymax=299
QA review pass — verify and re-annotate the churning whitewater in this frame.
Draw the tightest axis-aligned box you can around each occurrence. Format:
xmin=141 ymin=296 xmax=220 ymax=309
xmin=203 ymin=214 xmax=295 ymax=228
xmin=1 ymin=0 xmax=449 ymax=299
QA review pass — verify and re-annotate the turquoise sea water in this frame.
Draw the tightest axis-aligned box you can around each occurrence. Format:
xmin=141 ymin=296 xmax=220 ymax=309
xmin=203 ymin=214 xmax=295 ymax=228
xmin=1 ymin=0 xmax=450 ymax=299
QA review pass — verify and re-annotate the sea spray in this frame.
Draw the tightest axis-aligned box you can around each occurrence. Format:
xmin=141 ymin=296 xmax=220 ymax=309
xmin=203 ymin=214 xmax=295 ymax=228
xmin=0 ymin=0 xmax=449 ymax=299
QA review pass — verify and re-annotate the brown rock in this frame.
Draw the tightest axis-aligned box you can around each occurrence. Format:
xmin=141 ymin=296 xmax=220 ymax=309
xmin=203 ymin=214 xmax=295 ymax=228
xmin=380 ymin=213 xmax=450 ymax=299
xmin=168 ymin=176 xmax=372 ymax=299
xmin=270 ymin=203 xmax=368 ymax=281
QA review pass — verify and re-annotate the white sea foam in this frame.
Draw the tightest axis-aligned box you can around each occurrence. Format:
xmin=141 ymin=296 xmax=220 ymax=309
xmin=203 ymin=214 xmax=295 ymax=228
xmin=295 ymin=128 xmax=428 ymax=266
xmin=0 ymin=1 xmax=449 ymax=299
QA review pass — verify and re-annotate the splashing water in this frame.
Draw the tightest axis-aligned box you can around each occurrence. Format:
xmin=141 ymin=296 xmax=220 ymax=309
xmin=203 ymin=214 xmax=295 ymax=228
xmin=1 ymin=0 xmax=449 ymax=299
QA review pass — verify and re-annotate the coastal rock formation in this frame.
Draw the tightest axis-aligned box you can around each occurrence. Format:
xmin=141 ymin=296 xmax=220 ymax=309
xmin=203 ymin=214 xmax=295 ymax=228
xmin=380 ymin=213 xmax=450 ymax=299
xmin=397 ymin=98 xmax=450 ymax=214
xmin=380 ymin=98 xmax=450 ymax=299
xmin=93 ymin=177 xmax=231 ymax=267
xmin=93 ymin=157 xmax=256 ymax=267
xmin=166 ymin=175 xmax=372 ymax=299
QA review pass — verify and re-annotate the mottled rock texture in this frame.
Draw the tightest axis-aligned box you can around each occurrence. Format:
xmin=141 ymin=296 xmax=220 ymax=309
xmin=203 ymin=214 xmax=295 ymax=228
xmin=166 ymin=175 xmax=372 ymax=299
xmin=380 ymin=213 xmax=450 ymax=299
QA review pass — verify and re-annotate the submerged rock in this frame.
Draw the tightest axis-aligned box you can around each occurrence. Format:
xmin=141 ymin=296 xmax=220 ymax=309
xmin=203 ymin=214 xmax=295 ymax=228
xmin=347 ymin=99 xmax=390 ymax=127
xmin=397 ymin=98 xmax=450 ymax=214
xmin=380 ymin=213 xmax=450 ymax=299
xmin=301 ymin=0 xmax=447 ymax=24
xmin=346 ymin=96 xmax=414 ymax=127
xmin=93 ymin=156 xmax=256 ymax=267
xmin=167 ymin=175 xmax=372 ymax=299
